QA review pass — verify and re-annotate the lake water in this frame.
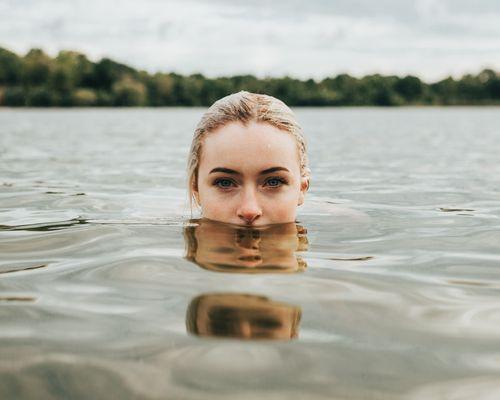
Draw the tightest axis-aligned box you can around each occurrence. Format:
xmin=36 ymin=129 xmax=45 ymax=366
xmin=1 ymin=107 xmax=499 ymax=399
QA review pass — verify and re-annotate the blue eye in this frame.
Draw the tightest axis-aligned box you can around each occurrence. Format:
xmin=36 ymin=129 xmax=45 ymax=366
xmin=214 ymin=178 xmax=235 ymax=188
xmin=265 ymin=177 xmax=286 ymax=187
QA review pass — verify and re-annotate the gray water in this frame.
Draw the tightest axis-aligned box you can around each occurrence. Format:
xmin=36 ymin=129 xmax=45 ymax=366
xmin=1 ymin=107 xmax=499 ymax=399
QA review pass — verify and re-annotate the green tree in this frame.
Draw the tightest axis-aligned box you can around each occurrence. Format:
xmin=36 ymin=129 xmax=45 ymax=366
xmin=0 ymin=47 xmax=22 ymax=85
xmin=26 ymin=87 xmax=54 ymax=106
xmin=22 ymin=49 xmax=52 ymax=86
xmin=199 ymin=77 xmax=234 ymax=105
xmin=172 ymin=74 xmax=205 ymax=106
xmin=322 ymin=74 xmax=362 ymax=105
xmin=2 ymin=86 xmax=26 ymax=106
xmin=1 ymin=46 xmax=499 ymax=107
xmin=394 ymin=76 xmax=423 ymax=103
xmin=231 ymin=75 xmax=261 ymax=93
xmin=91 ymin=58 xmax=117 ymax=90
xmin=72 ymin=88 xmax=98 ymax=106
xmin=479 ymin=69 xmax=500 ymax=101
xmin=147 ymin=73 xmax=175 ymax=106
xmin=112 ymin=76 xmax=146 ymax=106
xmin=430 ymin=77 xmax=459 ymax=105
xmin=55 ymin=51 xmax=93 ymax=87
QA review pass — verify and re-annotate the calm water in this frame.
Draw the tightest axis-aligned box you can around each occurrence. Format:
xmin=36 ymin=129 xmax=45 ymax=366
xmin=1 ymin=107 xmax=500 ymax=399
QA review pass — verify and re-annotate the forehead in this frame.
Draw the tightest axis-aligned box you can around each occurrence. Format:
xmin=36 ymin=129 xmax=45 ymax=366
xmin=199 ymin=121 xmax=300 ymax=173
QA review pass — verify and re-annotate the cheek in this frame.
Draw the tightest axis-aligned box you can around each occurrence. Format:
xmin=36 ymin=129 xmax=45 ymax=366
xmin=273 ymin=201 xmax=297 ymax=219
xmin=203 ymin=201 xmax=232 ymax=217
xmin=262 ymin=190 xmax=300 ymax=220
xmin=198 ymin=187 xmax=234 ymax=217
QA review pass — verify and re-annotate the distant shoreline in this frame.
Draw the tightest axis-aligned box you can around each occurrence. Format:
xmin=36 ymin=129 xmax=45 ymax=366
xmin=2 ymin=102 xmax=499 ymax=109
xmin=2 ymin=105 xmax=500 ymax=110
xmin=1 ymin=46 xmax=499 ymax=107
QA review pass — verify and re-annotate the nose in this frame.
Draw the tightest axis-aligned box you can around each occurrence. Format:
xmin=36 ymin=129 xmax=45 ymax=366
xmin=236 ymin=229 xmax=261 ymax=249
xmin=237 ymin=189 xmax=262 ymax=225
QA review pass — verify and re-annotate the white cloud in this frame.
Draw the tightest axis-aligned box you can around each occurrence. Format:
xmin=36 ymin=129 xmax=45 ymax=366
xmin=0 ymin=0 xmax=499 ymax=81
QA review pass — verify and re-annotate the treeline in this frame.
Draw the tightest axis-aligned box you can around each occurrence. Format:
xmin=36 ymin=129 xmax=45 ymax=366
xmin=1 ymin=46 xmax=499 ymax=107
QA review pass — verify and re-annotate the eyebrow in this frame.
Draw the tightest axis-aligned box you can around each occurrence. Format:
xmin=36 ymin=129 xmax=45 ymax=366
xmin=209 ymin=167 xmax=290 ymax=175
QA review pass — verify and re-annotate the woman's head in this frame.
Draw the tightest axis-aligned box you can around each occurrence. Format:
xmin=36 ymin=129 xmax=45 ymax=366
xmin=187 ymin=90 xmax=309 ymax=226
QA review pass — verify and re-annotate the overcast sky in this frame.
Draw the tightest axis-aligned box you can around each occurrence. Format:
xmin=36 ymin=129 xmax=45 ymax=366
xmin=1 ymin=0 xmax=499 ymax=81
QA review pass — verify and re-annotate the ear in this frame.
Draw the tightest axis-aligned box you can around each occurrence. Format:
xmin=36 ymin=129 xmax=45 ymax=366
xmin=297 ymin=176 xmax=309 ymax=206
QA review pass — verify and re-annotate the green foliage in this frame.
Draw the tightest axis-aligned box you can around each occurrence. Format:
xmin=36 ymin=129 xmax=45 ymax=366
xmin=0 ymin=46 xmax=498 ymax=107
xmin=26 ymin=87 xmax=54 ymax=106
xmin=146 ymin=73 xmax=174 ymax=106
xmin=112 ymin=76 xmax=146 ymax=106
xmin=55 ymin=51 xmax=93 ymax=88
xmin=0 ymin=48 xmax=22 ymax=84
xmin=394 ymin=76 xmax=423 ymax=103
xmin=2 ymin=86 xmax=26 ymax=106
xmin=72 ymin=88 xmax=98 ymax=106
xmin=22 ymin=49 xmax=52 ymax=86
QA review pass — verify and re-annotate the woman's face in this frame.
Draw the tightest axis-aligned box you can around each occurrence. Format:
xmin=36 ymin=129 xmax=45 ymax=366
xmin=194 ymin=121 xmax=308 ymax=226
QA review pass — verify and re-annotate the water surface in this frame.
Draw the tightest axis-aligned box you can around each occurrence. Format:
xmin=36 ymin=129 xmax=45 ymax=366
xmin=1 ymin=107 xmax=500 ymax=399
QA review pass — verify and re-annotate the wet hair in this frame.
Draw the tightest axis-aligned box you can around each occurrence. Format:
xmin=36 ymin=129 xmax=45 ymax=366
xmin=187 ymin=90 xmax=310 ymax=208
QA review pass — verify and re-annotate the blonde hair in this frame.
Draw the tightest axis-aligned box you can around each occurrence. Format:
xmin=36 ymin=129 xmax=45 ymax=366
xmin=187 ymin=90 xmax=310 ymax=207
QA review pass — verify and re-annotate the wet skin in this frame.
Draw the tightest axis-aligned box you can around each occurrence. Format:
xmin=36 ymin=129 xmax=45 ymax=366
xmin=194 ymin=121 xmax=309 ymax=226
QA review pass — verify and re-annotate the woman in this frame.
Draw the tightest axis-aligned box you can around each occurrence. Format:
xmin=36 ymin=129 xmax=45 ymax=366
xmin=187 ymin=90 xmax=310 ymax=226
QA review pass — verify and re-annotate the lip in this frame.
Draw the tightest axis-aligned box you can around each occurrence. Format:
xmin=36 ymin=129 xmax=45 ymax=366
xmin=235 ymin=253 xmax=263 ymax=267
xmin=237 ymin=255 xmax=262 ymax=262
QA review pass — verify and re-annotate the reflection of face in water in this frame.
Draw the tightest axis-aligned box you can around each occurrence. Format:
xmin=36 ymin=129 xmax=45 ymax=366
xmin=184 ymin=219 xmax=308 ymax=273
xmin=186 ymin=293 xmax=301 ymax=340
